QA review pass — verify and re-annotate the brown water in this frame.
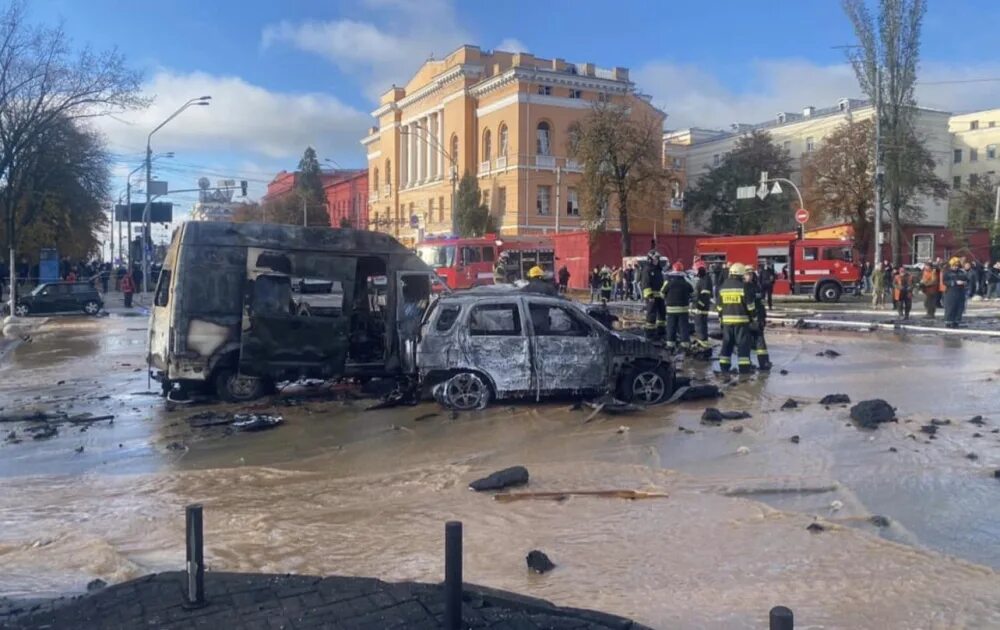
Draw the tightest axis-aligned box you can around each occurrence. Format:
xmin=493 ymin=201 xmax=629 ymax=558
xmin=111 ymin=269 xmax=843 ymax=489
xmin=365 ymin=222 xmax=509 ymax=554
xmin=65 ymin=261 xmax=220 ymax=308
xmin=1 ymin=317 xmax=1000 ymax=628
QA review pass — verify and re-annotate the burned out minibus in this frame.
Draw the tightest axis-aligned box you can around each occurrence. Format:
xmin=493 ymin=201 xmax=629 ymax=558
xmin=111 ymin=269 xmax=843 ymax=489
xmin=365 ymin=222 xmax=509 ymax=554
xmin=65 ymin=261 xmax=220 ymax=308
xmin=148 ymin=221 xmax=438 ymax=401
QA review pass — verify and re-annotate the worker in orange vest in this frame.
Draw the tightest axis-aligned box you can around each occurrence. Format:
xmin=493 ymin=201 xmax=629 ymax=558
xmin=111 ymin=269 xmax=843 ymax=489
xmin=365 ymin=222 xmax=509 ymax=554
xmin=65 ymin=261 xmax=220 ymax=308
xmin=893 ymin=266 xmax=913 ymax=320
xmin=920 ymin=263 xmax=940 ymax=319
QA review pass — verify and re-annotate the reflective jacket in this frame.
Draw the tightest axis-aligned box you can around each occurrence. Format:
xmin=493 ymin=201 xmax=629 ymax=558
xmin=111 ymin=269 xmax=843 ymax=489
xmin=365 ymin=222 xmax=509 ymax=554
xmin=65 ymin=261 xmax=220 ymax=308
xmin=694 ymin=273 xmax=713 ymax=313
xmin=663 ymin=273 xmax=693 ymax=313
xmin=893 ymin=271 xmax=913 ymax=301
xmin=599 ymin=270 xmax=613 ymax=291
xmin=641 ymin=262 xmax=665 ymax=299
xmin=717 ymin=275 xmax=754 ymax=325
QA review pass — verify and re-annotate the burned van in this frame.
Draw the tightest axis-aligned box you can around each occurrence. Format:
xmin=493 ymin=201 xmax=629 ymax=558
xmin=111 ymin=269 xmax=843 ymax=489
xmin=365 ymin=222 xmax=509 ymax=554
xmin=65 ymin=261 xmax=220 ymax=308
xmin=149 ymin=221 xmax=437 ymax=401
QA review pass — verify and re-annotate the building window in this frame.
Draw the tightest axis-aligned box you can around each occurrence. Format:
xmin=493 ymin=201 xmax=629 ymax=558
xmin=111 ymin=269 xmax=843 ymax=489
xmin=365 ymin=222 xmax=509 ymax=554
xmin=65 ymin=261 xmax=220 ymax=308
xmin=970 ymin=174 xmax=979 ymax=187
xmin=438 ymin=196 xmax=444 ymax=223
xmin=569 ymin=89 xmax=582 ymax=99
xmin=498 ymin=124 xmax=509 ymax=156
xmin=990 ymin=121 xmax=997 ymax=128
xmin=482 ymin=129 xmax=492 ymax=162
xmin=672 ymin=157 xmax=682 ymax=169
xmin=450 ymin=134 xmax=459 ymax=165
xmin=373 ymin=167 xmax=380 ymax=190
xmin=497 ymin=187 xmax=506 ymax=216
xmin=988 ymin=144 xmax=997 ymax=160
xmin=954 ymin=149 xmax=962 ymax=163
xmin=953 ymin=175 xmax=961 ymax=189
xmin=429 ymin=198 xmax=434 ymax=223
xmin=566 ymin=187 xmax=580 ymax=216
xmin=537 ymin=85 xmax=551 ymax=96
xmin=385 ymin=159 xmax=391 ymax=187
xmin=671 ymin=219 xmax=681 ymax=234
xmin=481 ymin=189 xmax=490 ymax=208
xmin=712 ymin=154 xmax=720 ymax=166
xmin=970 ymin=120 xmax=979 ymax=130
xmin=536 ymin=121 xmax=551 ymax=155
xmin=597 ymin=92 xmax=609 ymax=102
xmin=536 ymin=185 xmax=551 ymax=215
xmin=805 ymin=137 xmax=815 ymax=152
xmin=783 ymin=140 xmax=791 ymax=151
xmin=970 ymin=148 xmax=978 ymax=162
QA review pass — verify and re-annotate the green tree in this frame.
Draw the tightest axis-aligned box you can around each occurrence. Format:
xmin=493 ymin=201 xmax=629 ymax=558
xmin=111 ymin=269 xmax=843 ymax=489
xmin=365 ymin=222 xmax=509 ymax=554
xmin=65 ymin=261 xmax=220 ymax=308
xmin=948 ymin=175 xmax=997 ymax=253
xmin=567 ymin=102 xmax=665 ymax=256
xmin=685 ymin=130 xmax=794 ymax=234
xmin=453 ymin=173 xmax=495 ymax=237
xmin=843 ymin=0 xmax=948 ymax=265
xmin=296 ymin=147 xmax=324 ymax=200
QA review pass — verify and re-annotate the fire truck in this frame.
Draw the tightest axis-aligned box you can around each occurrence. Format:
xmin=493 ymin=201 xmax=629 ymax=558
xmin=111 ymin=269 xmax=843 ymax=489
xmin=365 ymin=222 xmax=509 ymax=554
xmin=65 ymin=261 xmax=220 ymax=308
xmin=416 ymin=234 xmax=555 ymax=289
xmin=695 ymin=232 xmax=861 ymax=302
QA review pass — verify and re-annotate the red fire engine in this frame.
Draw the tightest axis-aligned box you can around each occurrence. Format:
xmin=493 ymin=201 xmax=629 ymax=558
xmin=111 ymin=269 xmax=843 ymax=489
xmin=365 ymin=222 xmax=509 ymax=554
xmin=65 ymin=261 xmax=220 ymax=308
xmin=416 ymin=234 xmax=555 ymax=289
xmin=695 ymin=232 xmax=861 ymax=302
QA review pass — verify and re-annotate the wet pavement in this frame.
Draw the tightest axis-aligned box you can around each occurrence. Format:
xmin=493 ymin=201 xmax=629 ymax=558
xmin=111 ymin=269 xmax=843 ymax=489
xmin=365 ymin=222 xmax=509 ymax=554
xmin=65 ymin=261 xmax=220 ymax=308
xmin=1 ymin=313 xmax=1000 ymax=628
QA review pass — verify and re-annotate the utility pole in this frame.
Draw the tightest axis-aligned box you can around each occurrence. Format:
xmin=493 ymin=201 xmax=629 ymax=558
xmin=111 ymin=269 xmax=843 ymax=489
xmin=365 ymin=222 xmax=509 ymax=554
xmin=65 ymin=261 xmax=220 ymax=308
xmin=302 ymin=195 xmax=307 ymax=227
xmin=874 ymin=65 xmax=884 ymax=264
xmin=555 ymin=166 xmax=562 ymax=233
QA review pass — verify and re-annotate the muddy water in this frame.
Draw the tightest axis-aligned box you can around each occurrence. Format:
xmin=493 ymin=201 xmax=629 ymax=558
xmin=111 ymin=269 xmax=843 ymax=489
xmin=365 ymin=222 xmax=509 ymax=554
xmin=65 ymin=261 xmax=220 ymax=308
xmin=2 ymin=318 xmax=1000 ymax=627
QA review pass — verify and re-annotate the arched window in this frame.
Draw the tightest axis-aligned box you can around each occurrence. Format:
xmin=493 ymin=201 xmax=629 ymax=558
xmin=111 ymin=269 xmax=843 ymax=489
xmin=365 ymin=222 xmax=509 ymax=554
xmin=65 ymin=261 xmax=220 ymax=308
xmin=450 ymin=134 xmax=459 ymax=165
xmin=373 ymin=167 xmax=380 ymax=190
xmin=536 ymin=121 xmax=551 ymax=156
xmin=385 ymin=159 xmax=391 ymax=187
xmin=482 ymin=129 xmax=492 ymax=162
xmin=498 ymin=124 xmax=509 ymax=156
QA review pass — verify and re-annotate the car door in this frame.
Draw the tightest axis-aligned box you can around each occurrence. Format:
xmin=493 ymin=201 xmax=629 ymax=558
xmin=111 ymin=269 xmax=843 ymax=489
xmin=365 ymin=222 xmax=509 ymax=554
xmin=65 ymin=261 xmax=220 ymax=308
xmin=527 ymin=300 xmax=609 ymax=393
xmin=462 ymin=300 xmax=532 ymax=395
xmin=38 ymin=284 xmax=67 ymax=313
xmin=396 ymin=271 xmax=433 ymax=374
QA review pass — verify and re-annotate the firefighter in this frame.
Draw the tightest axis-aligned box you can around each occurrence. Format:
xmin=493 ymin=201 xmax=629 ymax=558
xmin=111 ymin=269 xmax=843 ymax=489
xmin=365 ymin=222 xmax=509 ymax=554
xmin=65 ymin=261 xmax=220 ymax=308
xmin=744 ymin=267 xmax=771 ymax=371
xmin=524 ymin=265 xmax=558 ymax=296
xmin=599 ymin=265 xmax=613 ymax=302
xmin=641 ymin=252 xmax=666 ymax=341
xmin=663 ymin=261 xmax=693 ymax=352
xmin=493 ymin=252 xmax=508 ymax=284
xmin=717 ymin=262 xmax=755 ymax=374
xmin=692 ymin=262 xmax=712 ymax=345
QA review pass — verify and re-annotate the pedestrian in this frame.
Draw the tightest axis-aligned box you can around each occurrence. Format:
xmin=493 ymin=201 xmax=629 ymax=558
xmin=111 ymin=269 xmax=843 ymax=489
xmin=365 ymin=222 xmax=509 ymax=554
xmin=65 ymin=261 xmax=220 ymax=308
xmin=893 ymin=265 xmax=913 ymax=320
xmin=861 ymin=260 xmax=872 ymax=294
xmin=611 ymin=266 xmax=623 ymax=301
xmin=920 ymin=262 xmax=939 ymax=319
xmin=599 ymin=265 xmax=613 ymax=302
xmin=557 ymin=265 xmax=570 ymax=294
xmin=882 ymin=262 xmax=894 ymax=309
xmin=717 ymin=262 xmax=754 ymax=374
xmin=988 ymin=262 xmax=1000 ymax=300
xmin=589 ymin=268 xmax=600 ymax=303
xmin=744 ymin=267 xmax=771 ymax=371
xmin=760 ymin=261 xmax=776 ymax=310
xmin=942 ymin=257 xmax=968 ymax=328
xmin=493 ymin=253 xmax=508 ymax=285
xmin=871 ymin=263 xmax=885 ymax=309
xmin=663 ymin=261 xmax=693 ymax=352
xmin=710 ymin=262 xmax=724 ymax=304
xmin=692 ymin=262 xmax=712 ymax=344
xmin=66 ymin=268 xmax=77 ymax=283
xmin=121 ymin=271 xmax=135 ymax=308
xmin=624 ymin=264 xmax=635 ymax=301
xmin=641 ymin=252 xmax=666 ymax=341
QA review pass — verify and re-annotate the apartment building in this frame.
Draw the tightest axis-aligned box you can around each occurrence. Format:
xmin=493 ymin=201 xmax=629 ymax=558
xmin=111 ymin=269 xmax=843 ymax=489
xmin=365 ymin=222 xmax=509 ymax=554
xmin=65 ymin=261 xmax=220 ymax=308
xmin=949 ymin=108 xmax=1000 ymax=191
xmin=361 ymin=45 xmax=679 ymax=245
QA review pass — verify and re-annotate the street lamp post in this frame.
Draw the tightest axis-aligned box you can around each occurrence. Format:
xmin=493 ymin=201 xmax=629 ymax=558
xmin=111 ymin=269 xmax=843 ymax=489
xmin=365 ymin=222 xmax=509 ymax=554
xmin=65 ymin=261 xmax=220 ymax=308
xmin=143 ymin=96 xmax=211 ymax=294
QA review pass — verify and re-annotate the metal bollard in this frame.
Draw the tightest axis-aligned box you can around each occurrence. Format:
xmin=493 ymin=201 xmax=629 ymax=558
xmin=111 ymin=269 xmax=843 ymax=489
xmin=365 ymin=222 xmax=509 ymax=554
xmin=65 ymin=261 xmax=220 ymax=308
xmin=444 ymin=521 xmax=463 ymax=630
xmin=770 ymin=605 xmax=793 ymax=630
xmin=185 ymin=504 xmax=206 ymax=608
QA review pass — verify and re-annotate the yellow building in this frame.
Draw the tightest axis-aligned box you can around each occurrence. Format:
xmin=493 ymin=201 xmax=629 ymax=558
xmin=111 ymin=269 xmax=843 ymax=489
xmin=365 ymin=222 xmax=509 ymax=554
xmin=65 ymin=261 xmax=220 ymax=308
xmin=949 ymin=108 xmax=1000 ymax=191
xmin=361 ymin=45 xmax=676 ymax=245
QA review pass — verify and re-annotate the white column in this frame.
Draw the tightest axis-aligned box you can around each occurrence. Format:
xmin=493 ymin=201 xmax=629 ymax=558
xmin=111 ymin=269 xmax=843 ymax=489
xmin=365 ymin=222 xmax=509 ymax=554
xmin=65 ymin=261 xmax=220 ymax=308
xmin=438 ymin=111 xmax=445 ymax=179
xmin=408 ymin=124 xmax=416 ymax=187
xmin=423 ymin=116 xmax=431 ymax=183
xmin=429 ymin=114 xmax=438 ymax=181
xmin=400 ymin=127 xmax=408 ymax=188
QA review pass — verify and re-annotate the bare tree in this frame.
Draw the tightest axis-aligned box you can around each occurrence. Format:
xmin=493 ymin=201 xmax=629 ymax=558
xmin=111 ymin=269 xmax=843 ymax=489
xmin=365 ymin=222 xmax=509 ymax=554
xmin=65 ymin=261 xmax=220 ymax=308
xmin=0 ymin=1 xmax=145 ymax=311
xmin=567 ymin=102 xmax=665 ymax=257
xmin=842 ymin=0 xmax=947 ymax=264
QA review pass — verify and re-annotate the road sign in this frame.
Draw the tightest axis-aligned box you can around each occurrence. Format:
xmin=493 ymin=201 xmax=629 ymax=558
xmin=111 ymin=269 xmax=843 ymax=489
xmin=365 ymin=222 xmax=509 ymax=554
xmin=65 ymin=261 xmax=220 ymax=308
xmin=148 ymin=180 xmax=168 ymax=196
xmin=736 ymin=185 xmax=756 ymax=200
xmin=794 ymin=208 xmax=809 ymax=224
xmin=771 ymin=182 xmax=783 ymax=195
xmin=756 ymin=184 xmax=769 ymax=200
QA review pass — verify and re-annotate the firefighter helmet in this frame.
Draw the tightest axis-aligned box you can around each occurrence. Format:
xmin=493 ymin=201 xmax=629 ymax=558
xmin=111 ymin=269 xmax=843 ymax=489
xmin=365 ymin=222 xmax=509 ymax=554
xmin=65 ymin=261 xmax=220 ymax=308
xmin=729 ymin=262 xmax=747 ymax=276
xmin=528 ymin=266 xmax=545 ymax=279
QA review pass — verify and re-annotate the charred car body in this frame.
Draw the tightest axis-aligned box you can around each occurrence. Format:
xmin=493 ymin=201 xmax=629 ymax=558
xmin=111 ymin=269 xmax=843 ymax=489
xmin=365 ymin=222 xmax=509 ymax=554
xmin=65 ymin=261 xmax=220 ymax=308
xmin=149 ymin=221 xmax=437 ymax=401
xmin=416 ymin=287 xmax=675 ymax=410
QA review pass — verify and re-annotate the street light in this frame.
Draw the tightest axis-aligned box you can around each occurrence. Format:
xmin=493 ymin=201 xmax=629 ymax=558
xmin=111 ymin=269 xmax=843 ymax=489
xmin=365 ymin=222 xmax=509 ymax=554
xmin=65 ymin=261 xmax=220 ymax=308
xmin=124 ymin=153 xmax=173 ymax=272
xmin=143 ymin=96 xmax=210 ymax=293
xmin=402 ymin=123 xmax=458 ymax=235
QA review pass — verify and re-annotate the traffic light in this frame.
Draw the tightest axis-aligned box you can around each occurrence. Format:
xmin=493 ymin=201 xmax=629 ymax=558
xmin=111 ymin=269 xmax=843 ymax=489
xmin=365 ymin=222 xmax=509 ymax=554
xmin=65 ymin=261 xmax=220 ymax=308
xmin=240 ymin=180 xmax=248 ymax=197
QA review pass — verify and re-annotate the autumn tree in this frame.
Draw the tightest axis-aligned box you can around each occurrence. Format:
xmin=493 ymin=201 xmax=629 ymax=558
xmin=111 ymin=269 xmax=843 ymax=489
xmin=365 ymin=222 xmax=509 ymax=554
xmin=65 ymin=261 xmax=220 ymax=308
xmin=843 ymin=0 xmax=948 ymax=265
xmin=453 ymin=173 xmax=495 ymax=237
xmin=567 ymin=102 xmax=665 ymax=257
xmin=948 ymin=175 xmax=997 ymax=253
xmin=230 ymin=202 xmax=262 ymax=223
xmin=685 ymin=130 xmax=794 ymax=234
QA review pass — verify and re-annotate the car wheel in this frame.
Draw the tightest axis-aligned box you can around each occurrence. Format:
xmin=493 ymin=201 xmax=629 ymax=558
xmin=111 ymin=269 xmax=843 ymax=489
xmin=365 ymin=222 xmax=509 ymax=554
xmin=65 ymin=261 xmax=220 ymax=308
xmin=439 ymin=372 xmax=491 ymax=410
xmin=817 ymin=282 xmax=842 ymax=303
xmin=83 ymin=300 xmax=101 ymax=315
xmin=13 ymin=303 xmax=29 ymax=317
xmin=214 ymin=368 xmax=266 ymax=402
xmin=622 ymin=364 xmax=673 ymax=405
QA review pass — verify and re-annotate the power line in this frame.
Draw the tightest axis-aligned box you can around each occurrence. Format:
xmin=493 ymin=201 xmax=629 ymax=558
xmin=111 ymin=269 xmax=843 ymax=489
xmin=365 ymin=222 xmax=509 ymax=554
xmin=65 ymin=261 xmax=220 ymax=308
xmin=916 ymin=77 xmax=1000 ymax=86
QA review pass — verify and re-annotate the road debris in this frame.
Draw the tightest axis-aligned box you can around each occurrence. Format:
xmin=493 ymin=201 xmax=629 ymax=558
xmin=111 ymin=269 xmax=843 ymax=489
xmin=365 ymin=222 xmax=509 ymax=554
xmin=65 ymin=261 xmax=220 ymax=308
xmin=494 ymin=489 xmax=668 ymax=503
xmin=701 ymin=408 xmax=751 ymax=423
xmin=966 ymin=453 xmax=979 ymax=461
xmin=819 ymin=394 xmax=851 ymax=405
xmin=526 ymin=550 xmax=556 ymax=574
xmin=186 ymin=411 xmax=234 ymax=428
xmin=849 ymin=400 xmax=897 ymax=429
xmin=736 ymin=446 xmax=750 ymax=455
xmin=790 ymin=435 xmax=800 ymax=444
xmin=412 ymin=412 xmax=439 ymax=422
xmin=969 ymin=415 xmax=987 ymax=426
xmin=816 ymin=349 xmax=842 ymax=358
xmin=86 ymin=579 xmax=107 ymax=592
xmin=869 ymin=515 xmax=891 ymax=528
xmin=231 ymin=413 xmax=283 ymax=432
xmin=919 ymin=425 xmax=938 ymax=435
xmin=931 ymin=418 xmax=951 ymax=426
xmin=469 ymin=466 xmax=529 ymax=492
xmin=807 ymin=522 xmax=825 ymax=533
xmin=74 ymin=446 xmax=84 ymax=454
xmin=615 ymin=425 xmax=629 ymax=434
xmin=28 ymin=426 xmax=58 ymax=440
xmin=781 ymin=399 xmax=799 ymax=410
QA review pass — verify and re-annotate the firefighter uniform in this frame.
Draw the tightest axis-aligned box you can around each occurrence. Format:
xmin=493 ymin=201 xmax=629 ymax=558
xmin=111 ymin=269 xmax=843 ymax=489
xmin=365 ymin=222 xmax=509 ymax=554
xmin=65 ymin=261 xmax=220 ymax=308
xmin=717 ymin=265 xmax=755 ymax=374
xmin=663 ymin=269 xmax=693 ymax=351
xmin=692 ymin=268 xmax=712 ymax=343
xmin=599 ymin=267 xmax=613 ymax=301
xmin=641 ymin=257 xmax=666 ymax=340
xmin=745 ymin=274 xmax=771 ymax=370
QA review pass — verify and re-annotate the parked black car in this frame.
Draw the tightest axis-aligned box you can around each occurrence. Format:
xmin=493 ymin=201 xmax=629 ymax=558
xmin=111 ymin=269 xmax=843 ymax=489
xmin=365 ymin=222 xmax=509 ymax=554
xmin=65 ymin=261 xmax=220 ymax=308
xmin=14 ymin=282 xmax=103 ymax=316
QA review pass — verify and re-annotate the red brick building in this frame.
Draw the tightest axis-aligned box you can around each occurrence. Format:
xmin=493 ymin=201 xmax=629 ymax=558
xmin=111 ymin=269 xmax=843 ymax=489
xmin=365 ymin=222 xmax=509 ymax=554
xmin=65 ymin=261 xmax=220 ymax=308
xmin=263 ymin=169 xmax=369 ymax=229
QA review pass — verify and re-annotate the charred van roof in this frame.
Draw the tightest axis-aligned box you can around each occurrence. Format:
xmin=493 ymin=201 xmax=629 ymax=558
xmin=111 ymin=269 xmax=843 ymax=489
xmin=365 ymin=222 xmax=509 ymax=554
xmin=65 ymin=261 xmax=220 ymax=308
xmin=183 ymin=221 xmax=419 ymax=256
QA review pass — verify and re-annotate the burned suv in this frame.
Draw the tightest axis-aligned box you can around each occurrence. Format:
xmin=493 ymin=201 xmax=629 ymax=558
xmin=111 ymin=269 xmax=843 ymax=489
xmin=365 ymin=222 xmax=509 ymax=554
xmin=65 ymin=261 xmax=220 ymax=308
xmin=416 ymin=288 xmax=674 ymax=410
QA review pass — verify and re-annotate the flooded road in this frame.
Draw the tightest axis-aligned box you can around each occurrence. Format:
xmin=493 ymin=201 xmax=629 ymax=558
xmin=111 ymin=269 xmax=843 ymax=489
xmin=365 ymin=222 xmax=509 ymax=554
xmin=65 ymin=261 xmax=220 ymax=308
xmin=1 ymin=316 xmax=999 ymax=627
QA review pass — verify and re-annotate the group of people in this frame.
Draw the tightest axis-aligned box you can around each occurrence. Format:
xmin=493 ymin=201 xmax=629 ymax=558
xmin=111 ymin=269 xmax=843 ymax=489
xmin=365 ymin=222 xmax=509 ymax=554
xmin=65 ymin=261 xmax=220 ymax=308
xmin=639 ymin=252 xmax=770 ymax=373
xmin=0 ymin=256 xmax=141 ymax=308
xmin=588 ymin=264 xmax=641 ymax=302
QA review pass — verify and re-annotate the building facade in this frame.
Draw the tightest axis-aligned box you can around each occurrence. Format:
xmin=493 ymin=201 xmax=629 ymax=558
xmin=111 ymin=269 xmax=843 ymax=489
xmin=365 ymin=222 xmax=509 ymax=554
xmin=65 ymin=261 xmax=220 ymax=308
xmin=323 ymin=170 xmax=369 ymax=229
xmin=362 ymin=45 xmax=679 ymax=246
xmin=949 ymin=108 xmax=1000 ymax=192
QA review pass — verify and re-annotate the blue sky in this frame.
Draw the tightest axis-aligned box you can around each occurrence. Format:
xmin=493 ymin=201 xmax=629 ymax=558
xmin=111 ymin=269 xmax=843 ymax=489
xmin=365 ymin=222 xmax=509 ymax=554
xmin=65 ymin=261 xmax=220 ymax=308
xmin=29 ymin=0 xmax=1000 ymax=209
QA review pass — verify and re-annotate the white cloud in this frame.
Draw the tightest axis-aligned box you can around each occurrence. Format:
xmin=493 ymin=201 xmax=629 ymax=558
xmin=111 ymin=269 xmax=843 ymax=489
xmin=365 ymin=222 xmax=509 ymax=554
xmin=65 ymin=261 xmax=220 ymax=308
xmin=635 ymin=58 xmax=1000 ymax=130
xmin=495 ymin=38 xmax=528 ymax=53
xmin=261 ymin=1 xmax=469 ymax=102
xmin=94 ymin=70 xmax=370 ymax=162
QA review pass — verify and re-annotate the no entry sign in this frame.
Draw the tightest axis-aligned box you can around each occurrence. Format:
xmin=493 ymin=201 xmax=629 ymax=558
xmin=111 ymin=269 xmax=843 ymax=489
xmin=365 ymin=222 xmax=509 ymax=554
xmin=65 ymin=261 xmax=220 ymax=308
xmin=794 ymin=208 xmax=809 ymax=224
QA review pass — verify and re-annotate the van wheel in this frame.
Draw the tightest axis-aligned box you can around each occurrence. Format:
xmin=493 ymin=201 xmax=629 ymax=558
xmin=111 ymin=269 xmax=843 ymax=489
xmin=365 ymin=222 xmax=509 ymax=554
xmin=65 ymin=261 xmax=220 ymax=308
xmin=621 ymin=364 xmax=673 ymax=405
xmin=436 ymin=372 xmax=491 ymax=410
xmin=214 ymin=369 xmax=266 ymax=402
xmin=817 ymin=282 xmax=842 ymax=303
xmin=83 ymin=300 xmax=101 ymax=315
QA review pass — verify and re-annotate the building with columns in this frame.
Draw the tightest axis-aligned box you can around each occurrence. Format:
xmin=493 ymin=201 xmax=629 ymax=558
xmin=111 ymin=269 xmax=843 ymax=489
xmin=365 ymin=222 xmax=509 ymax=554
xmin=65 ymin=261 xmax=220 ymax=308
xmin=362 ymin=45 xmax=678 ymax=245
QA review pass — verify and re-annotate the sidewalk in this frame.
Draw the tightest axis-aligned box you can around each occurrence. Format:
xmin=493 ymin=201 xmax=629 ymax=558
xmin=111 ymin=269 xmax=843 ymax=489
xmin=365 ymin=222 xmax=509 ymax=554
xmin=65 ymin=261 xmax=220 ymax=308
xmin=0 ymin=572 xmax=648 ymax=629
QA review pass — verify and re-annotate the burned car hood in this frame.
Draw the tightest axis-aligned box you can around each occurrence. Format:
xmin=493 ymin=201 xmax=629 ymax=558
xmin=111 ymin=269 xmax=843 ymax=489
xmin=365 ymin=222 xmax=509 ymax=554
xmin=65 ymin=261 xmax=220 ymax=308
xmin=608 ymin=330 xmax=666 ymax=360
